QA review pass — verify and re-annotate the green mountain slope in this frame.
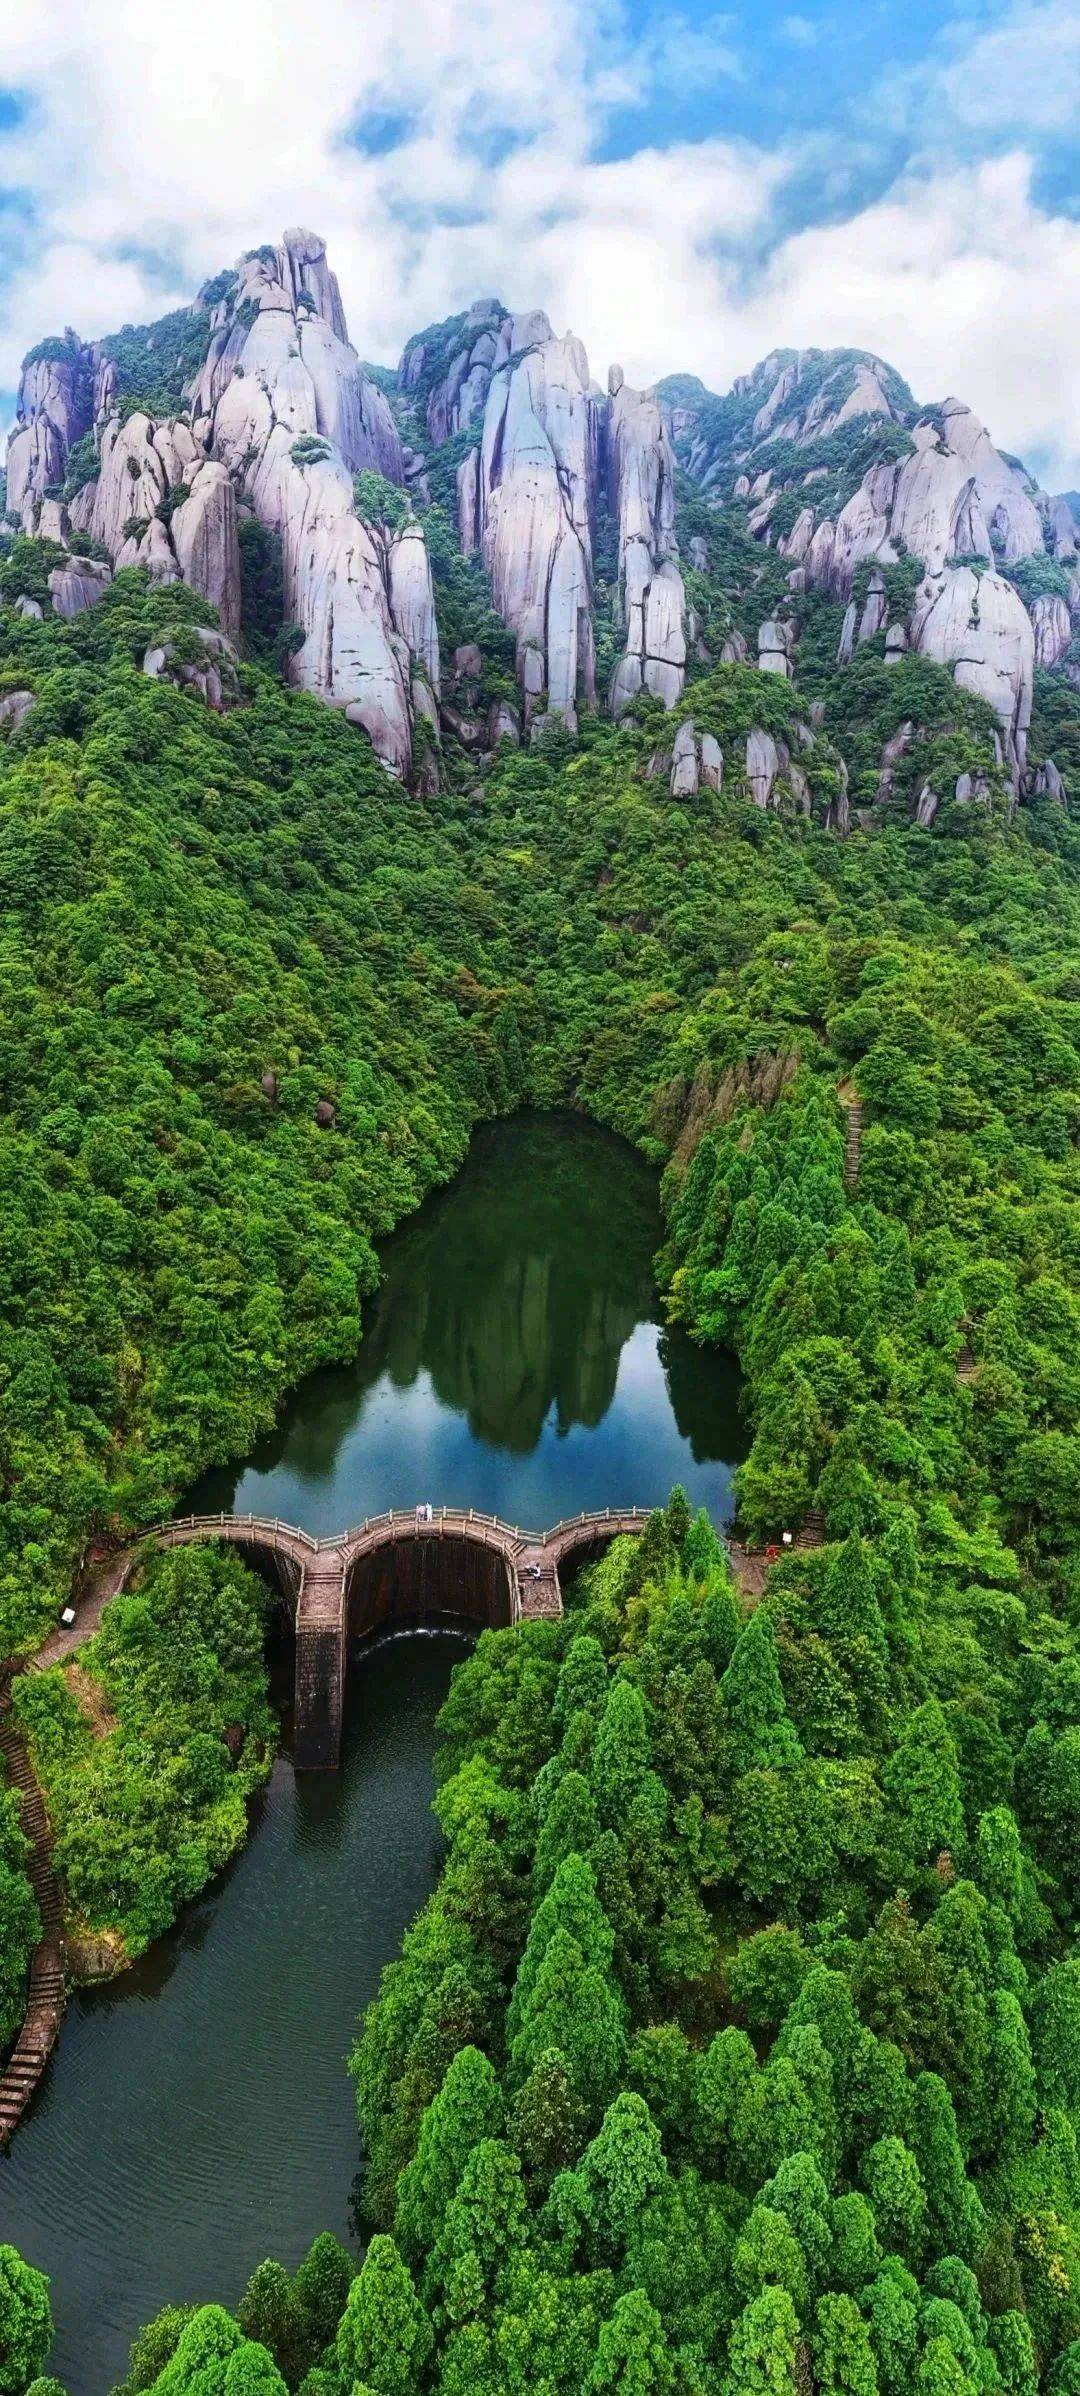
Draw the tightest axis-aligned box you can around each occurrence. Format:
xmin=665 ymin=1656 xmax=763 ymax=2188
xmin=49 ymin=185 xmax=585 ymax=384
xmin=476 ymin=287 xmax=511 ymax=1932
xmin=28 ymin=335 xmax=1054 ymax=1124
xmin=3 ymin=260 xmax=1080 ymax=2396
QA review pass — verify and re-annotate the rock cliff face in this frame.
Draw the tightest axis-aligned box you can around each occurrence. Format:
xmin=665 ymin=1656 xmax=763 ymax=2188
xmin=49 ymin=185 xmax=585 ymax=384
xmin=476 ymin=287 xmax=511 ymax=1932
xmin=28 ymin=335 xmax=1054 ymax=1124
xmin=452 ymin=320 xmax=687 ymax=726
xmin=607 ymin=372 xmax=686 ymax=712
xmin=749 ymin=350 xmax=902 ymax=449
xmin=6 ymin=244 xmax=1077 ymax=811
xmin=66 ymin=414 xmax=241 ymax=640
xmin=910 ymin=567 xmax=1034 ymax=779
xmin=400 ymin=300 xmax=507 ymax=446
xmin=458 ymin=323 xmax=597 ymax=729
xmin=6 ymin=346 xmax=94 ymax=521
xmin=189 ymin=230 xmax=435 ymax=771
xmin=665 ymin=346 xmax=1068 ymax=781
xmin=667 ymin=346 xmax=912 ymax=491
xmin=189 ymin=233 xmax=403 ymax=481
xmin=817 ymin=411 xmax=1044 ymax=600
xmin=6 ymin=231 xmax=435 ymax=775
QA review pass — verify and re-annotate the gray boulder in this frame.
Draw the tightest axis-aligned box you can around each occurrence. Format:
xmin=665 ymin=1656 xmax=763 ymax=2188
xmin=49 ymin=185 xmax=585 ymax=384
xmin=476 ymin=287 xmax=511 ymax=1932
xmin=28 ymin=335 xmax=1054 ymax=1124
xmin=0 ymin=690 xmax=35 ymax=732
xmin=142 ymin=628 xmax=241 ymax=712
xmin=47 ymin=556 xmax=111 ymax=619
xmin=757 ymin=618 xmax=792 ymax=676
xmin=488 ymin=699 xmax=521 ymax=747
xmin=858 ymin=569 xmax=887 ymax=646
xmin=669 ymin=720 xmax=700 ymax=797
xmin=1033 ymin=756 xmax=1067 ymax=803
xmin=876 ymin=720 xmax=914 ymax=803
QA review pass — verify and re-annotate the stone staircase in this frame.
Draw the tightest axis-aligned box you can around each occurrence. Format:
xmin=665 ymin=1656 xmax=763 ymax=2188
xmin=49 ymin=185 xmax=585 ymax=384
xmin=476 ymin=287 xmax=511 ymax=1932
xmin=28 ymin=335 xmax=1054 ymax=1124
xmin=796 ymin=1509 xmax=827 ymax=1549
xmin=843 ymin=1102 xmax=863 ymax=1191
xmin=0 ymin=1699 xmax=66 ymax=2146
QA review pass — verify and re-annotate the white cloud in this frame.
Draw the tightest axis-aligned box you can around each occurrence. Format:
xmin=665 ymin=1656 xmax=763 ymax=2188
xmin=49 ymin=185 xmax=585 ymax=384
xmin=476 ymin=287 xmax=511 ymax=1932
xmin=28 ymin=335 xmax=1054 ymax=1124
xmin=922 ymin=0 xmax=1080 ymax=135
xmin=742 ymin=151 xmax=1080 ymax=481
xmin=1 ymin=0 xmax=1080 ymax=481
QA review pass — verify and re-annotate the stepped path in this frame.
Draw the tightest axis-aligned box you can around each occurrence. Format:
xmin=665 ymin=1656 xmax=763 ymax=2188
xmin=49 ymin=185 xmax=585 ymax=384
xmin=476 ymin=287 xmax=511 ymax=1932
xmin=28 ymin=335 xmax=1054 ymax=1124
xmin=838 ymin=1080 xmax=864 ymax=1191
xmin=0 ymin=1696 xmax=66 ymax=2149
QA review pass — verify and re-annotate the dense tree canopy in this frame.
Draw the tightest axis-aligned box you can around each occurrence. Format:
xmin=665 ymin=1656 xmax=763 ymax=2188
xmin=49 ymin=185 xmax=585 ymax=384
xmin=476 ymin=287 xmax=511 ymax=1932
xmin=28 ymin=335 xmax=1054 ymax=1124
xmin=2 ymin=513 xmax=1080 ymax=2391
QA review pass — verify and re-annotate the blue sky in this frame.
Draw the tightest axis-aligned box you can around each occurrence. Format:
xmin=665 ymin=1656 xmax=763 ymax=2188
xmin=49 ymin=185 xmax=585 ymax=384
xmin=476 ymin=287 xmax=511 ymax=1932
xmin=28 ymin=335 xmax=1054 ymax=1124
xmin=1 ymin=0 xmax=1079 ymax=480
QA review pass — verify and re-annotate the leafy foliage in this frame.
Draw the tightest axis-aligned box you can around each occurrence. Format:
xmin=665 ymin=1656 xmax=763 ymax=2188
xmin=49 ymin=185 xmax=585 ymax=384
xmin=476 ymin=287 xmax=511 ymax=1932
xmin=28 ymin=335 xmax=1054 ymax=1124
xmin=13 ymin=1544 xmax=276 ymax=1956
xmin=100 ymin=308 xmax=214 ymax=421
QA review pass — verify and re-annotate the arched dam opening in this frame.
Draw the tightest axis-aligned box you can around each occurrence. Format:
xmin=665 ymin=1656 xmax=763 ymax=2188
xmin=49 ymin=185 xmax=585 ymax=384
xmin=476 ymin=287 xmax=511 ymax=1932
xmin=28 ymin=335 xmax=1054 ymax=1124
xmin=345 ymin=1528 xmax=514 ymax=1655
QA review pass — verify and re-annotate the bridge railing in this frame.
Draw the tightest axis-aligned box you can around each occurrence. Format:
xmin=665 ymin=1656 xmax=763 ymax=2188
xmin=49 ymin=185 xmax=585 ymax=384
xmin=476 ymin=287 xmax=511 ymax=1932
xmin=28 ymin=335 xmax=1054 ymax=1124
xmin=336 ymin=1504 xmax=528 ymax=1553
xmin=145 ymin=1511 xmax=322 ymax=1553
xmin=138 ymin=1503 xmax=653 ymax=1561
xmin=540 ymin=1506 xmax=649 ymax=1545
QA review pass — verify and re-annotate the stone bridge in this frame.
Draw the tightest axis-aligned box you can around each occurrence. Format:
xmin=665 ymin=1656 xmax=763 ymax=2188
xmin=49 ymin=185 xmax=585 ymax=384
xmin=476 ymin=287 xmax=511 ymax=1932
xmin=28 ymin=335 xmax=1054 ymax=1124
xmin=135 ymin=1504 xmax=648 ymax=1766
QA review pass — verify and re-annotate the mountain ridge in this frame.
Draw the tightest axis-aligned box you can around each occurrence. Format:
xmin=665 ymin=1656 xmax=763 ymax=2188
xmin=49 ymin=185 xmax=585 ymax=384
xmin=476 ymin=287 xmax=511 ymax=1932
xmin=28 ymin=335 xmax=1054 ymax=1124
xmin=3 ymin=226 xmax=1078 ymax=819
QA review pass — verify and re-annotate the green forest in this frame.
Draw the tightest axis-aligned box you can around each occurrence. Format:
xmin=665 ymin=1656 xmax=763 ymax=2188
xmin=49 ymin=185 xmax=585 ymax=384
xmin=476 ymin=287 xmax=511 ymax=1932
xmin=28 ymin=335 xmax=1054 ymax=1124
xmin=1 ymin=462 xmax=1080 ymax=2390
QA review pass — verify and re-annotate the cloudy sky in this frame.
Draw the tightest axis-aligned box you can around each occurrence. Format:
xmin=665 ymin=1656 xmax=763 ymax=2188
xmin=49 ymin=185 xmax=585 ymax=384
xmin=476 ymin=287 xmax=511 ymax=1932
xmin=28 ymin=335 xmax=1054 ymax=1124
xmin=1 ymin=0 xmax=1078 ymax=481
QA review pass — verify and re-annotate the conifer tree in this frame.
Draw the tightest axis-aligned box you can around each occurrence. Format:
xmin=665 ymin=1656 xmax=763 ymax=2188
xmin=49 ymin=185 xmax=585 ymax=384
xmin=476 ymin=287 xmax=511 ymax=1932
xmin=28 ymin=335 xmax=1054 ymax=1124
xmin=721 ymin=1610 xmax=802 ymax=1774
xmin=394 ymin=2045 xmax=503 ymax=2265
xmin=506 ymin=1851 xmax=614 ymax=2040
xmin=584 ymin=2289 xmax=675 ymax=2395
xmin=725 ymin=2285 xmax=801 ymax=2396
xmin=334 ymin=2238 xmax=432 ymax=2396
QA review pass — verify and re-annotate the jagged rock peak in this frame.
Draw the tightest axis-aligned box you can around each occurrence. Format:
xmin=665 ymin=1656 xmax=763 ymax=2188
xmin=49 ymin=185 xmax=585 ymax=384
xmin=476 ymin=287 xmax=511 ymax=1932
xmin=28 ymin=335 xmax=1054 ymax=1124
xmin=6 ymin=339 xmax=94 ymax=520
xmin=197 ymin=239 xmax=436 ymax=773
xmin=60 ymin=413 xmax=241 ymax=642
xmin=453 ymin=318 xmax=689 ymax=728
xmin=473 ymin=329 xmax=597 ymax=731
xmin=5 ymin=230 xmax=439 ymax=776
xmin=746 ymin=348 xmax=907 ymax=450
xmin=189 ymin=233 xmax=402 ymax=483
xmin=398 ymin=302 xmax=566 ymax=451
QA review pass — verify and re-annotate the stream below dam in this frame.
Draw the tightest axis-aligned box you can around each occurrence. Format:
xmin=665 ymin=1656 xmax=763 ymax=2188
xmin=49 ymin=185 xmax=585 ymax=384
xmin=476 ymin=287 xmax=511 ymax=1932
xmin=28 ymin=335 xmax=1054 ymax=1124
xmin=1 ymin=1112 xmax=748 ymax=2392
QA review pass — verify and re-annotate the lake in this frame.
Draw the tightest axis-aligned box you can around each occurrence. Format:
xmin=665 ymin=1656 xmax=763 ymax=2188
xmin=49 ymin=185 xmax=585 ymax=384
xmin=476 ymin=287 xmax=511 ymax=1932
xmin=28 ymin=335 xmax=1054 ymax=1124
xmin=0 ymin=1113 xmax=746 ymax=2391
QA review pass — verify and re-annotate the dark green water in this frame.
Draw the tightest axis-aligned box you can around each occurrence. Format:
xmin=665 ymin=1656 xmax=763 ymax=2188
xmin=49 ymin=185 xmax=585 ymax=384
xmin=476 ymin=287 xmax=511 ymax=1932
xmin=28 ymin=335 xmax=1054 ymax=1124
xmin=194 ymin=1112 xmax=745 ymax=1529
xmin=1 ymin=1114 xmax=746 ymax=2391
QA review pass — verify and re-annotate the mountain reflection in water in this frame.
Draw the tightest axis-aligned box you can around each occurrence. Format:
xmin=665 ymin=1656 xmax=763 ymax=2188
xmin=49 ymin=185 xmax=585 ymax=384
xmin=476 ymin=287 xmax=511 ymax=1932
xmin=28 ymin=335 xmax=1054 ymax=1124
xmin=194 ymin=1111 xmax=747 ymax=1529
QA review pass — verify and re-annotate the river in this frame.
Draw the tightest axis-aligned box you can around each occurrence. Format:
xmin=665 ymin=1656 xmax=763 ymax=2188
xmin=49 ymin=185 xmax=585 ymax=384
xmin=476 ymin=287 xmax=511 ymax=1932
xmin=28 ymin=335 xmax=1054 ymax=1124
xmin=0 ymin=1114 xmax=746 ymax=2392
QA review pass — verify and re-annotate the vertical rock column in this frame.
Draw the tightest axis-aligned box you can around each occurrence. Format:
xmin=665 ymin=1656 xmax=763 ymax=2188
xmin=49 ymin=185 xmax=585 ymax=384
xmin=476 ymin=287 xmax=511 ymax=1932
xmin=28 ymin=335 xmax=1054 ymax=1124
xmin=475 ymin=328 xmax=597 ymax=730
xmin=606 ymin=368 xmax=686 ymax=713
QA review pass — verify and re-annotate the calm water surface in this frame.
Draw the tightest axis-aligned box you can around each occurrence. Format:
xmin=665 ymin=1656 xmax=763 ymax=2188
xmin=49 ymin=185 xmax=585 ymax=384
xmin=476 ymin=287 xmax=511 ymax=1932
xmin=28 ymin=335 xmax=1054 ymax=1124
xmin=1 ymin=1114 xmax=746 ymax=2391
xmin=195 ymin=1112 xmax=745 ymax=1528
